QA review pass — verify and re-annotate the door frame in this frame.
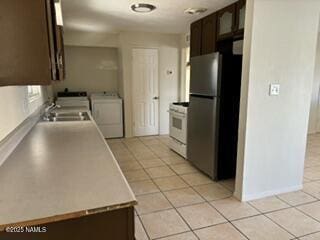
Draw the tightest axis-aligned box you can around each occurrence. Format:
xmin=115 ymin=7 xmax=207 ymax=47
xmin=131 ymin=47 xmax=160 ymax=137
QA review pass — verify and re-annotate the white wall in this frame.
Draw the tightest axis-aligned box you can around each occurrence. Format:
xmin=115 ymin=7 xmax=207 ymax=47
xmin=235 ymin=0 xmax=320 ymax=201
xmin=52 ymin=46 xmax=119 ymax=95
xmin=118 ymin=32 xmax=180 ymax=137
xmin=0 ymin=86 xmax=50 ymax=142
xmin=308 ymin=33 xmax=320 ymax=134
xmin=64 ymin=30 xmax=118 ymax=48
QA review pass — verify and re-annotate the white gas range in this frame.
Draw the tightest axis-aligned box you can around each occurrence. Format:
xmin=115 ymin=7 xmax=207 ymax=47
xmin=169 ymin=102 xmax=189 ymax=158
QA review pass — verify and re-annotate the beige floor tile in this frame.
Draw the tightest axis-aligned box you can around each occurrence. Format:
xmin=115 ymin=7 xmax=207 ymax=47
xmin=170 ymin=163 xmax=199 ymax=175
xmin=299 ymin=232 xmax=320 ymax=240
xmin=304 ymin=177 xmax=312 ymax=183
xmin=297 ymin=201 xmax=320 ymax=221
xmin=153 ymin=175 xmax=188 ymax=191
xmin=180 ymin=173 xmax=213 ymax=186
xmin=109 ymin=144 xmax=127 ymax=152
xmin=122 ymin=137 xmax=140 ymax=144
xmin=134 ymin=151 xmax=158 ymax=160
xmin=136 ymin=192 xmax=173 ymax=215
xmin=210 ymin=197 xmax=260 ymax=221
xmin=112 ymin=148 xmax=132 ymax=156
xmin=195 ymin=223 xmax=246 ymax=240
xmin=154 ymin=150 xmax=177 ymax=158
xmin=177 ymin=202 xmax=226 ymax=230
xmin=249 ymin=196 xmax=290 ymax=213
xmin=266 ymin=208 xmax=320 ymax=237
xmin=233 ymin=215 xmax=294 ymax=240
xmin=140 ymin=209 xmax=190 ymax=239
xmin=123 ymin=169 xmax=150 ymax=182
xmin=161 ymin=156 xmax=187 ymax=165
xmin=219 ymin=179 xmax=235 ymax=191
xmin=129 ymin=180 xmax=160 ymax=196
xmin=164 ymin=187 xmax=205 ymax=207
xmin=141 ymin=139 xmax=162 ymax=146
xmin=193 ymin=183 xmax=232 ymax=201
xmin=146 ymin=166 xmax=176 ymax=179
xmin=135 ymin=216 xmax=149 ymax=240
xmin=107 ymin=138 xmax=123 ymax=143
xmin=304 ymin=167 xmax=320 ymax=181
xmin=119 ymin=160 xmax=142 ymax=171
xmin=138 ymin=158 xmax=166 ymax=168
xmin=277 ymin=191 xmax=317 ymax=206
xmin=159 ymin=232 xmax=198 ymax=240
xmin=303 ymin=181 xmax=320 ymax=199
xmin=114 ymin=153 xmax=136 ymax=163
xmin=126 ymin=143 xmax=146 ymax=150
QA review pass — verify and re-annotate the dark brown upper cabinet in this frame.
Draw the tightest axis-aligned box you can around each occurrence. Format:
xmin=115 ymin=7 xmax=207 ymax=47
xmin=201 ymin=13 xmax=217 ymax=55
xmin=217 ymin=4 xmax=237 ymax=40
xmin=190 ymin=20 xmax=202 ymax=58
xmin=56 ymin=26 xmax=66 ymax=80
xmin=235 ymin=0 xmax=246 ymax=36
xmin=0 ymin=0 xmax=65 ymax=86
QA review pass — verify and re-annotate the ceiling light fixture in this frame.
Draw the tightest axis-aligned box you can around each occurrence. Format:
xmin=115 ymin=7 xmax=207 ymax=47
xmin=184 ymin=7 xmax=208 ymax=15
xmin=131 ymin=3 xmax=156 ymax=13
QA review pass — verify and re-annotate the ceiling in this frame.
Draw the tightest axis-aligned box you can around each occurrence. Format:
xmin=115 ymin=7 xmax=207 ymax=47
xmin=61 ymin=0 xmax=237 ymax=34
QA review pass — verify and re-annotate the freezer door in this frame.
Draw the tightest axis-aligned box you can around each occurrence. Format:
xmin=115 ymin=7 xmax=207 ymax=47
xmin=190 ymin=53 xmax=220 ymax=96
xmin=187 ymin=95 xmax=219 ymax=179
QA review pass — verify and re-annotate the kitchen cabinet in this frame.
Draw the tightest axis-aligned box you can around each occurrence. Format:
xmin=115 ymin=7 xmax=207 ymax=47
xmin=56 ymin=26 xmax=66 ymax=80
xmin=190 ymin=0 xmax=245 ymax=57
xmin=0 ymin=0 xmax=65 ymax=86
xmin=190 ymin=20 xmax=202 ymax=58
xmin=201 ymin=13 xmax=217 ymax=55
xmin=235 ymin=0 xmax=246 ymax=36
xmin=217 ymin=4 xmax=236 ymax=40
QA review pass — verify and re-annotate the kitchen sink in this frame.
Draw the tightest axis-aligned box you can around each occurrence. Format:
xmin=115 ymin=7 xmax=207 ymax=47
xmin=42 ymin=112 xmax=90 ymax=122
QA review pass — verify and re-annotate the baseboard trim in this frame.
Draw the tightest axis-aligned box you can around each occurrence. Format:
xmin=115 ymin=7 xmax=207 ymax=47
xmin=0 ymin=105 xmax=45 ymax=167
xmin=238 ymin=184 xmax=303 ymax=202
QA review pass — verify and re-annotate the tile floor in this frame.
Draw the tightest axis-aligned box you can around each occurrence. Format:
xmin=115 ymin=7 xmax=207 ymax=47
xmin=107 ymin=133 xmax=320 ymax=240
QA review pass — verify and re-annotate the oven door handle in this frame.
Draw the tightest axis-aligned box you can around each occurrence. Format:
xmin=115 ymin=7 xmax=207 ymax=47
xmin=169 ymin=110 xmax=186 ymax=118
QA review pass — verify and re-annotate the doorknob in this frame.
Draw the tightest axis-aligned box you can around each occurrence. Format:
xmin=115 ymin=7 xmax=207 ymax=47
xmin=153 ymin=96 xmax=159 ymax=100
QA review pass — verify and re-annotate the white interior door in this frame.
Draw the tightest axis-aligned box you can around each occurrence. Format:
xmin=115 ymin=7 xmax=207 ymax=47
xmin=132 ymin=48 xmax=159 ymax=136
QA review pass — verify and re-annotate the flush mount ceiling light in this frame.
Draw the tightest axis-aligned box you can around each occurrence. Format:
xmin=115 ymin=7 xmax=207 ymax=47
xmin=131 ymin=3 xmax=156 ymax=13
xmin=184 ymin=7 xmax=208 ymax=15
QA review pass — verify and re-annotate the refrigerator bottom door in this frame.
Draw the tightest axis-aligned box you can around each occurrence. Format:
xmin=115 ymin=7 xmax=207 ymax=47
xmin=187 ymin=96 xmax=219 ymax=179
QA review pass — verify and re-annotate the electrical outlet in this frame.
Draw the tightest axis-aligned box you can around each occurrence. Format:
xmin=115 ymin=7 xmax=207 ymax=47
xmin=269 ymin=84 xmax=280 ymax=96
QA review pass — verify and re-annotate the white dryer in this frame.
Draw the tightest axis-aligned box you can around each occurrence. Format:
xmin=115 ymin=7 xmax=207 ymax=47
xmin=90 ymin=93 xmax=124 ymax=138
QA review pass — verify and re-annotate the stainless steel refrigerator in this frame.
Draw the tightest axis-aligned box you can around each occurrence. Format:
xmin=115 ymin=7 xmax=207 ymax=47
xmin=187 ymin=52 xmax=242 ymax=180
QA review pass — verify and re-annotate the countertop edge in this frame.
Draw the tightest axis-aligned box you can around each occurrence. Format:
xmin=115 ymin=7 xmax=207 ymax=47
xmin=0 ymin=107 xmax=137 ymax=229
xmin=0 ymin=200 xmax=138 ymax=231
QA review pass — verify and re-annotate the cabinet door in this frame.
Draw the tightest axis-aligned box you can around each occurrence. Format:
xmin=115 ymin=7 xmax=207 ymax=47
xmin=235 ymin=0 xmax=246 ymax=36
xmin=56 ymin=26 xmax=66 ymax=80
xmin=217 ymin=4 xmax=236 ymax=40
xmin=201 ymin=13 xmax=217 ymax=55
xmin=0 ymin=0 xmax=53 ymax=86
xmin=190 ymin=20 xmax=202 ymax=58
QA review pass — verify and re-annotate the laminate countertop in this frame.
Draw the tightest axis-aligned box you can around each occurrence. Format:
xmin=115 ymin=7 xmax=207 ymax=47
xmin=0 ymin=117 xmax=136 ymax=229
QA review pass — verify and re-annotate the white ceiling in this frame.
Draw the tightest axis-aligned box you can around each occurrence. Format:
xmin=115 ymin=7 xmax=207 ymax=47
xmin=62 ymin=0 xmax=237 ymax=34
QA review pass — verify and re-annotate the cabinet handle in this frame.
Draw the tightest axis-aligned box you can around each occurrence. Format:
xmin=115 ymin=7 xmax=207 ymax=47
xmin=56 ymin=52 xmax=63 ymax=69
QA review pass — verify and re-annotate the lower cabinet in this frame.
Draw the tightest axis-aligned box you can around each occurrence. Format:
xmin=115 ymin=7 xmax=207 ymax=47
xmin=0 ymin=207 xmax=135 ymax=240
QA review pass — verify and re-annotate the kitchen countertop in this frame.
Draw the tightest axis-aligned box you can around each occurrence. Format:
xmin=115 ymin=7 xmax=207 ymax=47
xmin=0 ymin=114 xmax=136 ymax=229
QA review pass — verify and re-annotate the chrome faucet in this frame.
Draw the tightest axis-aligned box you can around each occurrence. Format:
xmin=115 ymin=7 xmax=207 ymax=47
xmin=43 ymin=103 xmax=61 ymax=121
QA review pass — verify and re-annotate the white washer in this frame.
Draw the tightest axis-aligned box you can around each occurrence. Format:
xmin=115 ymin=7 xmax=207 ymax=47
xmin=91 ymin=93 xmax=124 ymax=138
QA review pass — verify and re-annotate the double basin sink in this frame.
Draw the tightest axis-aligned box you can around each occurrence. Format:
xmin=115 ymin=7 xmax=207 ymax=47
xmin=42 ymin=112 xmax=90 ymax=122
